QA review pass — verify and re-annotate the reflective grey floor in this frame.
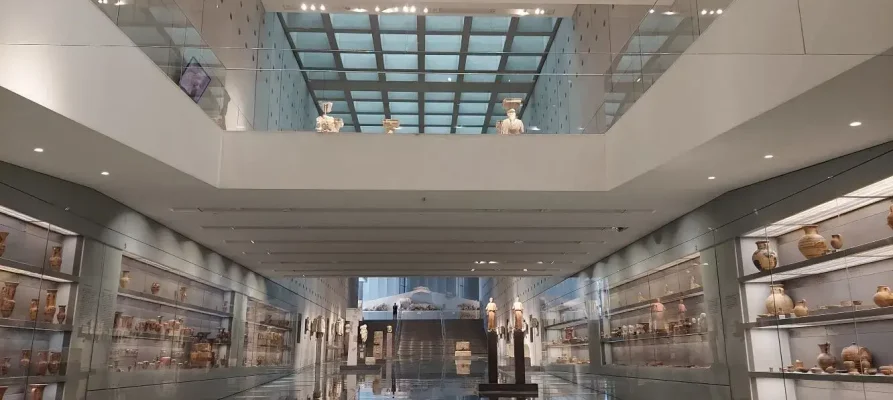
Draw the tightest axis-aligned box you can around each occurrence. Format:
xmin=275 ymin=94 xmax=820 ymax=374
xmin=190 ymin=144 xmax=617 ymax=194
xmin=224 ymin=358 xmax=610 ymax=400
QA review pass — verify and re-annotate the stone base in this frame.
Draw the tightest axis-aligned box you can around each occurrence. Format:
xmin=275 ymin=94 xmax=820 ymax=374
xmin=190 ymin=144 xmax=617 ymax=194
xmin=365 ymin=357 xmax=376 ymax=365
xmin=454 ymin=350 xmax=472 ymax=358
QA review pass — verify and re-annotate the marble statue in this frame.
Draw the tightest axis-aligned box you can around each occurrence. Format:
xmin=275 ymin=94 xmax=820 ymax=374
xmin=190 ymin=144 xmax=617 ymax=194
xmin=497 ymin=98 xmax=524 ymax=135
xmin=486 ymin=298 xmax=498 ymax=332
xmin=360 ymin=324 xmax=368 ymax=344
xmin=383 ymin=118 xmax=400 ymax=134
xmin=315 ymin=102 xmax=344 ymax=133
xmin=512 ymin=297 xmax=524 ymax=331
xmin=387 ymin=325 xmax=393 ymax=333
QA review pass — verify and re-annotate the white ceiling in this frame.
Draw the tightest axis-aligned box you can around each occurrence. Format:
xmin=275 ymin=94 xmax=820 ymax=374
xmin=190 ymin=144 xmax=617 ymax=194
xmin=1 ymin=53 xmax=892 ymax=278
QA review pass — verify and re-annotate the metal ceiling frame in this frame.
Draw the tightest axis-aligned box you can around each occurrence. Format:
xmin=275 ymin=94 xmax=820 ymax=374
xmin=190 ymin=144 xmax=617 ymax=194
xmin=280 ymin=13 xmax=559 ymax=134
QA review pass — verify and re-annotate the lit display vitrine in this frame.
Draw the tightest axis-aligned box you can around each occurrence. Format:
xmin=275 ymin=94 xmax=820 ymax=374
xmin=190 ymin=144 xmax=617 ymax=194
xmin=243 ymin=298 xmax=293 ymax=367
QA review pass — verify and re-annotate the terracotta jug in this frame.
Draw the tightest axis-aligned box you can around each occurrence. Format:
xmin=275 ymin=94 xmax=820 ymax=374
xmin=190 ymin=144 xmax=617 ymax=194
xmin=794 ymin=359 xmax=808 ymax=373
xmin=43 ymin=289 xmax=57 ymax=323
xmin=47 ymin=352 xmax=61 ymax=375
xmin=35 ymin=351 xmax=47 ymax=376
xmin=29 ymin=299 xmax=38 ymax=321
xmin=793 ymin=300 xmax=809 ymax=317
xmin=0 ymin=231 xmax=8 ymax=257
xmin=0 ymin=357 xmax=9 ymax=375
xmin=830 ymin=234 xmax=844 ymax=250
xmin=841 ymin=342 xmax=872 ymax=366
xmin=56 ymin=305 xmax=67 ymax=324
xmin=887 ymin=204 xmax=893 ymax=230
xmin=873 ymin=286 xmax=893 ymax=307
xmin=817 ymin=342 xmax=836 ymax=370
xmin=20 ymin=350 xmax=30 ymax=371
xmin=29 ymin=384 xmax=46 ymax=400
xmin=752 ymin=241 xmax=778 ymax=271
xmin=48 ymin=246 xmax=62 ymax=272
xmin=119 ymin=270 xmax=130 ymax=289
xmin=151 ymin=282 xmax=161 ymax=295
xmin=798 ymin=225 xmax=828 ymax=259
xmin=0 ymin=281 xmax=19 ymax=318
xmin=765 ymin=284 xmax=794 ymax=315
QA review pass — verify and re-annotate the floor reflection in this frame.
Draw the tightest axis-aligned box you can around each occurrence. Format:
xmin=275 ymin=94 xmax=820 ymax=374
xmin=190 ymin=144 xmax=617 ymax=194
xmin=224 ymin=357 xmax=612 ymax=400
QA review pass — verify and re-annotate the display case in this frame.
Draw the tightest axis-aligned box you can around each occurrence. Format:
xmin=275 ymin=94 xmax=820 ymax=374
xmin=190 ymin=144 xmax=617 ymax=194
xmin=243 ymin=298 xmax=292 ymax=367
xmin=0 ymin=205 xmax=81 ymax=400
xmin=740 ymin=175 xmax=893 ymax=399
xmin=107 ymin=255 xmax=233 ymax=373
xmin=600 ymin=254 xmax=712 ymax=369
xmin=540 ymin=278 xmax=593 ymax=366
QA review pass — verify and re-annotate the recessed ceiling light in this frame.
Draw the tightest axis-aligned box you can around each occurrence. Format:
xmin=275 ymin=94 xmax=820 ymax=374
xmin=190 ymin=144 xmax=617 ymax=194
xmin=100 ymin=171 xmax=110 ymax=176
xmin=402 ymin=5 xmax=409 ymax=12
xmin=536 ymin=261 xmax=543 ymax=264
xmin=849 ymin=121 xmax=862 ymax=127
xmin=523 ymin=268 xmax=528 ymax=272
xmin=250 ymin=240 xmax=256 ymax=244
xmin=409 ymin=5 xmax=416 ymax=12
xmin=319 ymin=4 xmax=325 ymax=10
xmin=716 ymin=8 xmax=723 ymax=14
xmin=374 ymin=5 xmax=380 ymax=11
xmin=350 ymin=7 xmax=366 ymax=12
xmin=33 ymin=148 xmax=44 ymax=153
xmin=447 ymin=77 xmax=452 ymax=82
xmin=663 ymin=11 xmax=677 ymax=15
xmin=648 ymin=8 xmax=655 ymax=13
xmin=300 ymin=3 xmax=307 ymax=10
xmin=764 ymin=154 xmax=774 ymax=159
xmin=309 ymin=4 xmax=315 ymax=10
xmin=422 ymin=7 xmax=428 ymax=13
xmin=700 ymin=9 xmax=707 ymax=15
xmin=471 ymin=268 xmax=475 ymax=272
xmin=708 ymin=176 xmax=716 ymax=180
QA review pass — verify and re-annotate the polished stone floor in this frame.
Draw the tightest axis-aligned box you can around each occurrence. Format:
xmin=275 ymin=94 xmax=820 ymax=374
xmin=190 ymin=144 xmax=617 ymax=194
xmin=225 ymin=358 xmax=608 ymax=400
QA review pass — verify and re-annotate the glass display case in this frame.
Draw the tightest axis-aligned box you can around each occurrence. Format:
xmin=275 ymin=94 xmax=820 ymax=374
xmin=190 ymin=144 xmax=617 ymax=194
xmin=600 ymin=254 xmax=712 ymax=369
xmin=741 ymin=175 xmax=893 ymax=399
xmin=539 ymin=277 xmax=593 ymax=366
xmin=243 ymin=298 xmax=293 ymax=367
xmin=107 ymin=256 xmax=233 ymax=373
xmin=0 ymin=205 xmax=81 ymax=400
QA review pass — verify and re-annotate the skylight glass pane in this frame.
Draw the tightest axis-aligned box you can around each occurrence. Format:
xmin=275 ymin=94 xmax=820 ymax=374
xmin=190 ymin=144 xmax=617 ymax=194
xmin=340 ymin=53 xmax=377 ymax=69
xmin=384 ymin=54 xmax=418 ymax=69
xmin=314 ymin=90 xmax=345 ymax=99
xmin=493 ymin=103 xmax=505 ymax=115
xmin=299 ymin=52 xmax=336 ymax=68
xmin=458 ymin=115 xmax=485 ymax=126
xmin=425 ymin=35 xmax=462 ymax=52
xmin=330 ymin=101 xmax=350 ymax=112
xmin=283 ymin=13 xmax=324 ymax=29
xmin=471 ymin=17 xmax=510 ymax=32
xmin=351 ymin=91 xmax=382 ymax=100
xmin=425 ymin=127 xmax=451 ymax=134
xmin=426 ymin=16 xmax=464 ymax=31
xmin=390 ymin=102 xmax=419 ymax=113
xmin=292 ymin=32 xmax=331 ymax=50
xmin=426 ymin=55 xmax=459 ymax=70
xmin=425 ymin=115 xmax=452 ymax=125
xmin=346 ymin=72 xmax=380 ymax=80
xmin=486 ymin=126 xmax=498 ymax=134
xmin=358 ymin=115 xmax=384 ymax=125
xmin=516 ymin=17 xmax=556 ymax=33
xmin=505 ymin=56 xmax=541 ymax=71
xmin=457 ymin=127 xmax=484 ymax=134
xmin=306 ymin=71 xmax=340 ymax=80
xmin=381 ymin=34 xmax=417 ymax=51
xmin=464 ymin=73 xmax=496 ymax=82
xmin=460 ymin=93 xmax=490 ymax=102
xmin=425 ymin=73 xmax=456 ymax=82
xmin=331 ymin=14 xmax=371 ymax=29
xmin=425 ymin=103 xmax=453 ymax=113
xmin=386 ymin=73 xmax=418 ymax=81
xmin=497 ymin=93 xmax=527 ymax=101
xmin=355 ymin=101 xmax=385 ymax=113
xmin=340 ymin=126 xmax=357 ymax=132
xmin=393 ymin=114 xmax=419 ymax=125
xmin=388 ymin=92 xmax=418 ymax=100
xmin=379 ymin=15 xmax=416 ymax=30
xmin=459 ymin=103 xmax=487 ymax=114
xmin=425 ymin=92 xmax=454 ymax=101
xmin=335 ymin=33 xmax=374 ymax=51
xmin=466 ymin=55 xmax=501 ymax=71
xmin=511 ymin=36 xmax=549 ymax=53
xmin=361 ymin=125 xmax=384 ymax=133
xmin=467 ymin=36 xmax=505 ymax=52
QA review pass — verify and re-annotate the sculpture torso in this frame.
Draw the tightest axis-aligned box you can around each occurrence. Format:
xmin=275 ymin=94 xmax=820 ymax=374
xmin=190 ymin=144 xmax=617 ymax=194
xmin=499 ymin=117 xmax=524 ymax=135
xmin=316 ymin=114 xmax=343 ymax=133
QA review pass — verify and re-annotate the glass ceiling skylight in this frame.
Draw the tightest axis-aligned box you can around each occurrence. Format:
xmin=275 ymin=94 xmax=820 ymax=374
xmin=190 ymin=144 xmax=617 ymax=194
xmin=281 ymin=13 xmax=559 ymax=134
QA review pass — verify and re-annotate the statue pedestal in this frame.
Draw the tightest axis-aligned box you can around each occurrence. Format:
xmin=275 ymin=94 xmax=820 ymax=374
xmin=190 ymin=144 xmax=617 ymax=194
xmin=478 ymin=330 xmax=538 ymax=397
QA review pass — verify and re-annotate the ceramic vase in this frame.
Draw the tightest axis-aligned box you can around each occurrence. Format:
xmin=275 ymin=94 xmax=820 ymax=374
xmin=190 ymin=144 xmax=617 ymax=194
xmin=43 ymin=289 xmax=57 ymax=323
xmin=0 ymin=281 xmax=19 ymax=318
xmin=794 ymin=359 xmax=808 ymax=373
xmin=830 ymin=234 xmax=844 ymax=250
xmin=29 ymin=299 xmax=38 ymax=321
xmin=29 ymin=384 xmax=46 ymax=400
xmin=151 ymin=282 xmax=161 ymax=295
xmin=841 ymin=342 xmax=873 ymax=366
xmin=765 ymin=284 xmax=794 ymax=315
xmin=56 ymin=305 xmax=66 ymax=324
xmin=873 ymin=286 xmax=893 ymax=307
xmin=0 ymin=357 xmax=10 ymax=375
xmin=48 ymin=246 xmax=62 ymax=272
xmin=119 ymin=271 xmax=130 ymax=289
xmin=793 ymin=300 xmax=809 ymax=317
xmin=817 ymin=342 xmax=836 ymax=370
xmin=0 ymin=231 xmax=8 ymax=258
xmin=798 ymin=225 xmax=828 ymax=259
xmin=20 ymin=350 xmax=30 ymax=371
xmin=887 ymin=204 xmax=893 ymax=230
xmin=47 ymin=352 xmax=61 ymax=375
xmin=752 ymin=241 xmax=778 ymax=271
xmin=35 ymin=351 xmax=47 ymax=376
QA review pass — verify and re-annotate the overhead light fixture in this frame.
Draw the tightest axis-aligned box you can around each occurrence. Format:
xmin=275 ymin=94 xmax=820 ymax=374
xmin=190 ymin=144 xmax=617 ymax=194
xmin=529 ymin=126 xmax=541 ymax=131
xmin=423 ymin=7 xmax=428 ymax=13
xmin=764 ymin=154 xmax=774 ymax=159
xmin=300 ymin=3 xmax=307 ymax=10
xmin=716 ymin=9 xmax=723 ymax=14
xmin=447 ymin=77 xmax=451 ymax=82
xmin=382 ymin=6 xmax=397 ymax=12
xmin=250 ymin=240 xmax=256 ymax=244
xmin=310 ymin=4 xmax=316 ymax=10
xmin=663 ymin=11 xmax=677 ymax=15
xmin=709 ymin=10 xmax=715 ymax=14
xmin=636 ymin=77 xmax=642 ymax=82
xmin=523 ymin=268 xmax=528 ymax=272
xmin=350 ymin=8 xmax=367 ymax=12
xmin=402 ymin=5 xmax=409 ymax=12
xmin=33 ymin=148 xmax=44 ymax=153
xmin=409 ymin=5 xmax=416 ymax=12
xmin=648 ymin=8 xmax=655 ymax=13
xmin=319 ymin=4 xmax=325 ymax=10
xmin=700 ymin=9 xmax=707 ymax=15
xmin=708 ymin=176 xmax=716 ymax=180
xmin=849 ymin=121 xmax=863 ymax=127
xmin=536 ymin=261 xmax=544 ymax=264
xmin=374 ymin=5 xmax=380 ymax=11
xmin=100 ymin=171 xmax=110 ymax=176
xmin=488 ymin=261 xmax=499 ymax=264
xmin=471 ymin=268 xmax=476 ymax=272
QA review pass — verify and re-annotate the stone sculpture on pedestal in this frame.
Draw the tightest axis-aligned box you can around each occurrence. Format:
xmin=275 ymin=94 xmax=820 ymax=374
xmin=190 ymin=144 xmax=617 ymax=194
xmin=315 ymin=102 xmax=344 ymax=133
xmin=512 ymin=297 xmax=524 ymax=331
xmin=497 ymin=98 xmax=524 ymax=135
xmin=383 ymin=119 xmax=400 ymax=134
xmin=486 ymin=298 xmax=498 ymax=332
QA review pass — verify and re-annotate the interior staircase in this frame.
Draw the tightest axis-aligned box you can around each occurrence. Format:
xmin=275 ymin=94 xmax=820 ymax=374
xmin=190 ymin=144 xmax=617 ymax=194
xmin=396 ymin=320 xmax=445 ymax=360
xmin=443 ymin=319 xmax=487 ymax=355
